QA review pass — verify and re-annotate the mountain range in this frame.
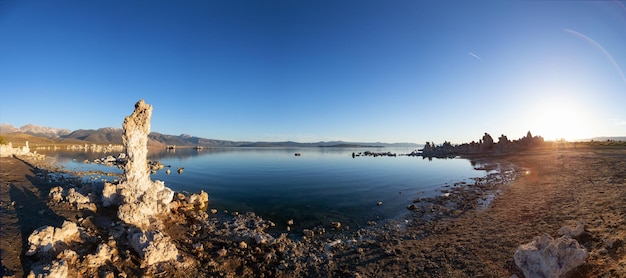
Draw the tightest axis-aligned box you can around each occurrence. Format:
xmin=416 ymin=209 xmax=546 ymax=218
xmin=0 ymin=123 xmax=419 ymax=148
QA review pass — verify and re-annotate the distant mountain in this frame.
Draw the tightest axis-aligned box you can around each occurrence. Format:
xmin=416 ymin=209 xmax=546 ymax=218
xmin=238 ymin=141 xmax=418 ymax=148
xmin=1 ymin=123 xmax=420 ymax=148
xmin=590 ymin=136 xmax=626 ymax=142
xmin=148 ymin=132 xmax=245 ymax=147
xmin=63 ymin=128 xmax=123 ymax=144
xmin=0 ymin=123 xmax=71 ymax=138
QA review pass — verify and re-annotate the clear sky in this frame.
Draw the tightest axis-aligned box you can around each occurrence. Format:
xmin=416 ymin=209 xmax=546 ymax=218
xmin=1 ymin=1 xmax=625 ymax=144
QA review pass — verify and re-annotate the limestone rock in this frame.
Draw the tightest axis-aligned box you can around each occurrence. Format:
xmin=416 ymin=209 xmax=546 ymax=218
xmin=558 ymin=221 xmax=585 ymax=238
xmin=85 ymin=241 xmax=118 ymax=268
xmin=49 ymin=186 xmax=96 ymax=212
xmin=0 ymin=141 xmax=32 ymax=157
xmin=49 ymin=186 xmax=64 ymax=203
xmin=122 ymin=100 xmax=152 ymax=188
xmin=101 ymin=100 xmax=175 ymax=229
xmin=26 ymin=221 xmax=82 ymax=257
xmin=130 ymin=230 xmax=179 ymax=266
xmin=514 ymin=233 xmax=588 ymax=278
xmin=188 ymin=190 xmax=209 ymax=210
xmin=102 ymin=182 xmax=121 ymax=207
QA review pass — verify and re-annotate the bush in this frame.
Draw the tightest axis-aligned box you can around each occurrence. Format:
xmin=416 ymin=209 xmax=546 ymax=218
xmin=0 ymin=135 xmax=6 ymax=145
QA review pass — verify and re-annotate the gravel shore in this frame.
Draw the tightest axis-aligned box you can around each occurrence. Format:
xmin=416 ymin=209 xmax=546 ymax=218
xmin=1 ymin=146 xmax=625 ymax=277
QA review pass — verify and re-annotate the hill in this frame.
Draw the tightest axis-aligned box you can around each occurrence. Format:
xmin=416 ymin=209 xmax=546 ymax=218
xmin=1 ymin=123 xmax=420 ymax=148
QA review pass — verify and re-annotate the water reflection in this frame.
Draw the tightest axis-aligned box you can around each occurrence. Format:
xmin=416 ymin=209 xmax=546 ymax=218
xmin=42 ymin=147 xmax=489 ymax=229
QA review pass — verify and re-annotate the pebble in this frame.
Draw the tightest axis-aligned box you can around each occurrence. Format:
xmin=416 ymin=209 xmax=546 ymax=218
xmin=255 ymin=234 xmax=268 ymax=245
xmin=331 ymin=221 xmax=341 ymax=229
xmin=217 ymin=248 xmax=227 ymax=257
xmin=193 ymin=243 xmax=204 ymax=252
xmin=377 ymin=201 xmax=383 ymax=206
xmin=239 ymin=241 xmax=247 ymax=249
xmin=303 ymin=229 xmax=315 ymax=239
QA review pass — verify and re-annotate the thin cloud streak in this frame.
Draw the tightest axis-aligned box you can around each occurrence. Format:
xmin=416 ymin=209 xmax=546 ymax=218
xmin=564 ymin=28 xmax=626 ymax=86
xmin=468 ymin=51 xmax=483 ymax=60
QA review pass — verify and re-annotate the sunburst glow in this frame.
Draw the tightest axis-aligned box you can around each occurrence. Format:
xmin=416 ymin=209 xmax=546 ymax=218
xmin=531 ymin=100 xmax=591 ymax=141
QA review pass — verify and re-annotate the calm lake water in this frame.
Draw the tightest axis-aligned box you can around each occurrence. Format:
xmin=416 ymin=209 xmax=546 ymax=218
xmin=42 ymin=147 xmax=489 ymax=229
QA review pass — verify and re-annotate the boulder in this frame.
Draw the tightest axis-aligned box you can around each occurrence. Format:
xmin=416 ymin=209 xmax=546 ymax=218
xmin=514 ymin=233 xmax=588 ymax=278
xmin=130 ymin=230 xmax=179 ymax=266
xmin=26 ymin=221 xmax=82 ymax=257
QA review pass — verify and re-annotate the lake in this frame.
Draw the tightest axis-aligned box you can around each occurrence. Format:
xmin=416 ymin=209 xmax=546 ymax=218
xmin=41 ymin=147 xmax=489 ymax=230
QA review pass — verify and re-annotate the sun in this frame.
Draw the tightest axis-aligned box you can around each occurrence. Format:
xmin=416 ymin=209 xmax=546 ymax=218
xmin=530 ymin=100 xmax=591 ymax=141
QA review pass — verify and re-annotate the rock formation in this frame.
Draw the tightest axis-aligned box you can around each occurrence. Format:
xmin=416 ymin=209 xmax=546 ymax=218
xmin=420 ymin=131 xmax=546 ymax=157
xmin=99 ymin=100 xmax=180 ymax=266
xmin=49 ymin=186 xmax=97 ymax=212
xmin=0 ymin=141 xmax=32 ymax=157
xmin=102 ymin=100 xmax=175 ymax=229
xmin=25 ymin=221 xmax=83 ymax=257
xmin=514 ymin=233 xmax=588 ymax=277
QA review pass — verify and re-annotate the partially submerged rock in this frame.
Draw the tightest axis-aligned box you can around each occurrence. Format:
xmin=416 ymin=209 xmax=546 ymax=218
xmin=514 ymin=233 xmax=588 ymax=278
xmin=171 ymin=190 xmax=209 ymax=211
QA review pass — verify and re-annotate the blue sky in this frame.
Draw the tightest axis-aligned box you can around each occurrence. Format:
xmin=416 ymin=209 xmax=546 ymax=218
xmin=1 ymin=1 xmax=625 ymax=143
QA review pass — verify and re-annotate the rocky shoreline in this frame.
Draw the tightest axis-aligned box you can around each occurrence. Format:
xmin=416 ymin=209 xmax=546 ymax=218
xmin=3 ymin=150 xmax=519 ymax=277
xmin=2 ymin=100 xmax=624 ymax=277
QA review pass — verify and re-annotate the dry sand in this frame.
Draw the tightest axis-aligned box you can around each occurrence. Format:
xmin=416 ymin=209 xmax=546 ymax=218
xmin=1 ymin=146 xmax=625 ymax=277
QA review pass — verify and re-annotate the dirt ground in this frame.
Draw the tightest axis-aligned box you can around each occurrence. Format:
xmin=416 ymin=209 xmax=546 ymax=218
xmin=1 ymin=146 xmax=625 ymax=277
xmin=336 ymin=147 xmax=626 ymax=277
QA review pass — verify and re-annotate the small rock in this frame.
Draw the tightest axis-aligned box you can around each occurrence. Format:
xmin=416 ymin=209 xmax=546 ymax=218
xmin=287 ymin=219 xmax=294 ymax=226
xmin=193 ymin=243 xmax=204 ymax=252
xmin=217 ymin=248 xmax=227 ymax=257
xmin=254 ymin=234 xmax=268 ymax=245
xmin=558 ymin=220 xmax=585 ymax=238
xmin=210 ymin=209 xmax=218 ymax=214
xmin=303 ymin=229 xmax=315 ymax=239
xmin=407 ymin=204 xmax=418 ymax=211
xmin=367 ymin=221 xmax=377 ymax=226
xmin=264 ymin=252 xmax=275 ymax=263
xmin=239 ymin=241 xmax=248 ymax=249
xmin=175 ymin=193 xmax=186 ymax=201
xmin=376 ymin=201 xmax=383 ymax=206
xmin=331 ymin=221 xmax=341 ymax=229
